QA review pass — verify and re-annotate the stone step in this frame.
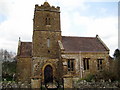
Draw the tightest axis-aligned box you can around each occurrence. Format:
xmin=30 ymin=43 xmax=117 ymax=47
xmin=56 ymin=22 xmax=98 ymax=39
xmin=45 ymin=82 xmax=58 ymax=89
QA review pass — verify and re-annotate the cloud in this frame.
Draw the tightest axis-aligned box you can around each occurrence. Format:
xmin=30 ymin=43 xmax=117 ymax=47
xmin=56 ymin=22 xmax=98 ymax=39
xmin=0 ymin=0 xmax=118 ymax=56
xmin=0 ymin=0 xmax=12 ymax=17
xmin=84 ymin=0 xmax=119 ymax=2
xmin=0 ymin=0 xmax=38 ymax=52
xmin=62 ymin=11 xmax=118 ymax=56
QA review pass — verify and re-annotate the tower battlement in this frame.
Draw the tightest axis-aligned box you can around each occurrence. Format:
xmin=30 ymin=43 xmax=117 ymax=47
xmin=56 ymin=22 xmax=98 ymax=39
xmin=35 ymin=2 xmax=60 ymax=12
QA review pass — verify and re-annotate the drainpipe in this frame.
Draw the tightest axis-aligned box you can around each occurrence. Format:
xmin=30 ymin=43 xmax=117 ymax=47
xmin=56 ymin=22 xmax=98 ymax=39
xmin=79 ymin=51 xmax=82 ymax=78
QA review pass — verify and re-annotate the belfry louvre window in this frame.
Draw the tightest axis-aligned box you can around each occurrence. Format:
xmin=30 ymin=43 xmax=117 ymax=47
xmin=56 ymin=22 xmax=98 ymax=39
xmin=68 ymin=59 xmax=74 ymax=71
xmin=83 ymin=58 xmax=90 ymax=70
xmin=97 ymin=59 xmax=103 ymax=70
xmin=45 ymin=15 xmax=50 ymax=25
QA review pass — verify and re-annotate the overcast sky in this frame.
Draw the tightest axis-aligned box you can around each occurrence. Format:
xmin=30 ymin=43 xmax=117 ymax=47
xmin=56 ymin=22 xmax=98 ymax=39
xmin=0 ymin=0 xmax=119 ymax=56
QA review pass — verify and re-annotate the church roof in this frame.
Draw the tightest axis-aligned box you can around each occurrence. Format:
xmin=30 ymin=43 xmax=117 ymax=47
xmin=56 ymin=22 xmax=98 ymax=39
xmin=18 ymin=36 xmax=109 ymax=57
xmin=62 ymin=36 xmax=109 ymax=52
xmin=18 ymin=42 xmax=32 ymax=57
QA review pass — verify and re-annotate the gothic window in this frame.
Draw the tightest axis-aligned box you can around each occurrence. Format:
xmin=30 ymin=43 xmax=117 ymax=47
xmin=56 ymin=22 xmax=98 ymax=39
xmin=68 ymin=59 xmax=74 ymax=71
xmin=47 ymin=38 xmax=50 ymax=47
xmin=83 ymin=58 xmax=90 ymax=70
xmin=45 ymin=14 xmax=50 ymax=25
xmin=97 ymin=59 xmax=103 ymax=70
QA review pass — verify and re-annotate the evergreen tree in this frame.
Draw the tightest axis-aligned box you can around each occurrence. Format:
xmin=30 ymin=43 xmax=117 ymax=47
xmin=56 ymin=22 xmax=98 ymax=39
xmin=113 ymin=49 xmax=120 ymax=80
xmin=113 ymin=49 xmax=120 ymax=59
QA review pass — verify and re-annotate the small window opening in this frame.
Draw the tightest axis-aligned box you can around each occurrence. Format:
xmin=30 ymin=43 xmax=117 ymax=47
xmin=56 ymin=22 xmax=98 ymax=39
xmin=97 ymin=59 xmax=103 ymax=70
xmin=68 ymin=59 xmax=74 ymax=71
xmin=48 ymin=50 xmax=50 ymax=53
xmin=83 ymin=58 xmax=90 ymax=70
xmin=45 ymin=15 xmax=50 ymax=25
xmin=47 ymin=38 xmax=50 ymax=48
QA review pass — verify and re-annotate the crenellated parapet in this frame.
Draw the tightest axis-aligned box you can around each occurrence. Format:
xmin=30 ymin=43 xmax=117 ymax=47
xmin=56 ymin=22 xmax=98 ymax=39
xmin=35 ymin=2 xmax=60 ymax=12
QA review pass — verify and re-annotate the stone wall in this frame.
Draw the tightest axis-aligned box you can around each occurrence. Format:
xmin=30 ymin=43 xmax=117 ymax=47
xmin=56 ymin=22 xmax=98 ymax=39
xmin=31 ymin=58 xmax=63 ymax=83
xmin=2 ymin=80 xmax=120 ymax=89
xmin=62 ymin=51 xmax=109 ymax=78
xmin=33 ymin=3 xmax=60 ymax=31
xmin=31 ymin=78 xmax=41 ymax=88
xmin=32 ymin=31 xmax=61 ymax=58
xmin=17 ymin=57 xmax=31 ymax=83
xmin=74 ymin=80 xmax=120 ymax=88
xmin=32 ymin=3 xmax=61 ymax=59
xmin=80 ymin=52 xmax=109 ymax=78
xmin=63 ymin=77 xmax=73 ymax=88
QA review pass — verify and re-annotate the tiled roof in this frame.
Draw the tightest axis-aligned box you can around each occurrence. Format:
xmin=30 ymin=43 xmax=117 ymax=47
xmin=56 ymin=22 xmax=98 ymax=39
xmin=18 ymin=36 xmax=109 ymax=57
xmin=19 ymin=42 xmax=32 ymax=57
xmin=62 ymin=36 xmax=109 ymax=52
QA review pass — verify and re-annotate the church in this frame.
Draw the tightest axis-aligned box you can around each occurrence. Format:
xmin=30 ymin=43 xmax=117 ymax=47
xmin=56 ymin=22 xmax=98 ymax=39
xmin=17 ymin=2 xmax=110 ymax=88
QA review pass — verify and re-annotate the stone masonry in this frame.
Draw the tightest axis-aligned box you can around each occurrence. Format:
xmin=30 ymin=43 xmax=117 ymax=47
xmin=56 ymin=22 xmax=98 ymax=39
xmin=17 ymin=2 xmax=110 ymax=88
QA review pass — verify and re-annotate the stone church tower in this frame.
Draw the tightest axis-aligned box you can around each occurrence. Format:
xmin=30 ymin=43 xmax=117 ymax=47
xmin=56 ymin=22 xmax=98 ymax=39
xmin=31 ymin=2 xmax=63 ymax=87
xmin=33 ymin=2 xmax=61 ymax=58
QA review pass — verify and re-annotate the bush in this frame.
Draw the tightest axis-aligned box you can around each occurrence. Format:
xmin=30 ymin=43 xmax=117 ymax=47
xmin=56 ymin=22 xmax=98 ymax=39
xmin=76 ymin=74 xmax=95 ymax=83
xmin=2 ymin=61 xmax=17 ymax=81
xmin=84 ymin=74 xmax=95 ymax=82
xmin=94 ymin=69 xmax=116 ymax=82
xmin=76 ymin=78 xmax=85 ymax=83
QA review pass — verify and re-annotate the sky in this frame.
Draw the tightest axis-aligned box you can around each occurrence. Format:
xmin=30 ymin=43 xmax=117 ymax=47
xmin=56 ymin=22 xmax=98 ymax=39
xmin=0 ymin=0 xmax=119 ymax=56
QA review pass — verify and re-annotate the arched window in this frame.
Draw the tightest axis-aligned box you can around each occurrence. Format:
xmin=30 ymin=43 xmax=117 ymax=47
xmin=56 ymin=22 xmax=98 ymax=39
xmin=45 ymin=14 xmax=50 ymax=25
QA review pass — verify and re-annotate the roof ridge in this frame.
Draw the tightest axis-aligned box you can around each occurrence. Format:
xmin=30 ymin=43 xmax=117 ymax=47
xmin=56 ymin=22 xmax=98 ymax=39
xmin=62 ymin=36 xmax=96 ymax=38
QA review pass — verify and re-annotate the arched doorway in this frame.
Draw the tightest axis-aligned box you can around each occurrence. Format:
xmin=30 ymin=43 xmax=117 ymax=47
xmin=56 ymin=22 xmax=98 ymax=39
xmin=44 ymin=65 xmax=53 ymax=84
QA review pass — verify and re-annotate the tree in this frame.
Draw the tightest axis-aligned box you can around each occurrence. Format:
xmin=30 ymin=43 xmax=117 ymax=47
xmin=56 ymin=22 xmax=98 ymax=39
xmin=0 ymin=49 xmax=4 ymax=61
xmin=0 ymin=49 xmax=17 ymax=81
xmin=113 ymin=49 xmax=120 ymax=59
xmin=113 ymin=49 xmax=120 ymax=80
xmin=0 ymin=49 xmax=16 ymax=62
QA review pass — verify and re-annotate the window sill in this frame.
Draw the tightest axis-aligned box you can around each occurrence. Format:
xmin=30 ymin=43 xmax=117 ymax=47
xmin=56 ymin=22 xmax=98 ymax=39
xmin=46 ymin=25 xmax=51 ymax=27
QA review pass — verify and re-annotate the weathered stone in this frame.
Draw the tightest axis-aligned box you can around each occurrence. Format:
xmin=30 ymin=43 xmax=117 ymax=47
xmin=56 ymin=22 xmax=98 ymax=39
xmin=16 ymin=57 xmax=31 ymax=83
xmin=31 ymin=78 xmax=41 ymax=88
xmin=64 ymin=77 xmax=73 ymax=88
xmin=16 ymin=1 xmax=110 ymax=89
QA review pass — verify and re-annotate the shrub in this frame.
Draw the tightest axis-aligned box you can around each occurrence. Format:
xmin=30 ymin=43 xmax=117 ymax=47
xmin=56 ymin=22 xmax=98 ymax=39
xmin=76 ymin=74 xmax=95 ymax=83
xmin=76 ymin=78 xmax=85 ymax=83
xmin=84 ymin=74 xmax=95 ymax=82
xmin=94 ymin=69 xmax=116 ymax=82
